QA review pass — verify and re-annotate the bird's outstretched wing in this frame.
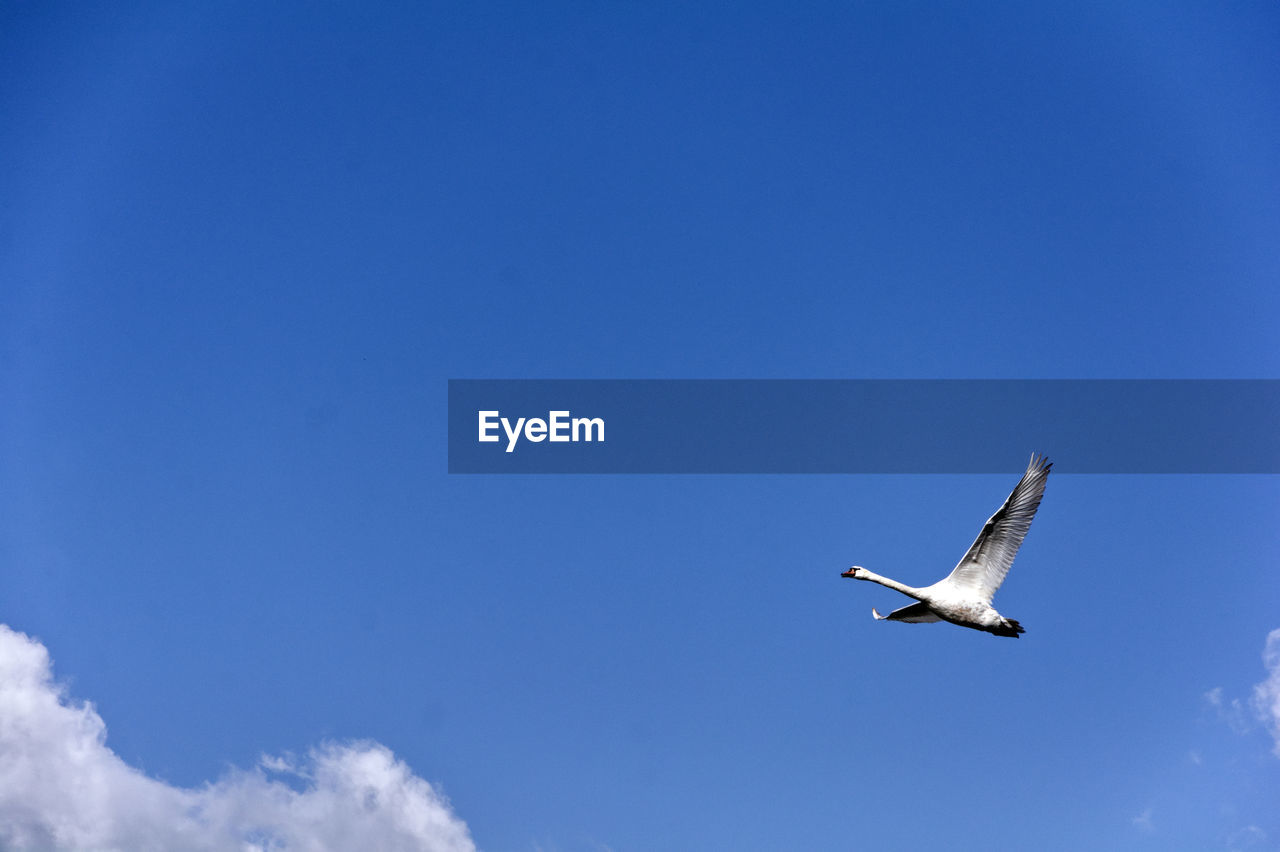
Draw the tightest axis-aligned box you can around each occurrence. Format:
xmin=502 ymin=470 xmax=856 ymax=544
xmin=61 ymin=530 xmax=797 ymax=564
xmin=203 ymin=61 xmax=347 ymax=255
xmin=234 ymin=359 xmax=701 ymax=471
xmin=873 ymin=601 xmax=942 ymax=623
xmin=943 ymin=454 xmax=1051 ymax=603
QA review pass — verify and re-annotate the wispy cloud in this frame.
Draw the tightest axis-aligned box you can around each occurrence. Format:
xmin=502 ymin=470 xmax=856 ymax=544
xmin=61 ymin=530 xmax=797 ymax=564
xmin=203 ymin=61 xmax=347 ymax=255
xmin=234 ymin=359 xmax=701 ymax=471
xmin=1205 ymin=628 xmax=1280 ymax=755
xmin=1227 ymin=825 xmax=1267 ymax=851
xmin=1252 ymin=628 xmax=1280 ymax=757
xmin=1204 ymin=685 xmax=1250 ymax=733
xmin=1131 ymin=808 xmax=1154 ymax=833
xmin=0 ymin=624 xmax=475 ymax=852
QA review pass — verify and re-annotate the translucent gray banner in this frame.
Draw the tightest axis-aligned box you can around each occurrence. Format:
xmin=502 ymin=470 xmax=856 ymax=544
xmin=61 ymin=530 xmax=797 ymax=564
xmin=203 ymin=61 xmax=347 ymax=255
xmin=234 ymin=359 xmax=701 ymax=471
xmin=447 ymin=380 xmax=1280 ymax=473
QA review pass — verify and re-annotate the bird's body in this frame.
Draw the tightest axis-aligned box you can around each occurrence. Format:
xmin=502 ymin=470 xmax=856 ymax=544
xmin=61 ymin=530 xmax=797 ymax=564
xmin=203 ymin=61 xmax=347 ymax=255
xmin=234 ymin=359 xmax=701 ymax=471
xmin=842 ymin=454 xmax=1051 ymax=638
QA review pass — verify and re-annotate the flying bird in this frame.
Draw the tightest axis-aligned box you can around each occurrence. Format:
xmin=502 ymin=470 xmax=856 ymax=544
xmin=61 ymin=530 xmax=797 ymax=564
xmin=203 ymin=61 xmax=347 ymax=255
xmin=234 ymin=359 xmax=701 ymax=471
xmin=841 ymin=454 xmax=1051 ymax=638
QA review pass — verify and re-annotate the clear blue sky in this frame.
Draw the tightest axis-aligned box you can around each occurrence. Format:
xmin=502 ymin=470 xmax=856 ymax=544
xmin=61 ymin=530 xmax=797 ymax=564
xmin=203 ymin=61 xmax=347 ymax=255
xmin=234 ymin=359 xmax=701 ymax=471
xmin=2 ymin=3 xmax=1278 ymax=850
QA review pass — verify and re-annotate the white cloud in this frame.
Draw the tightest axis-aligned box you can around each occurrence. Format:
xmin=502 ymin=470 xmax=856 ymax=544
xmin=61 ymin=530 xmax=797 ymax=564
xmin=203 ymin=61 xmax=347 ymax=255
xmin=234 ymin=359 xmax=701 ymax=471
xmin=1227 ymin=825 xmax=1266 ymax=851
xmin=1131 ymin=808 xmax=1154 ymax=833
xmin=1204 ymin=685 xmax=1250 ymax=733
xmin=1205 ymin=629 xmax=1280 ymax=753
xmin=1251 ymin=628 xmax=1280 ymax=757
xmin=0 ymin=623 xmax=476 ymax=852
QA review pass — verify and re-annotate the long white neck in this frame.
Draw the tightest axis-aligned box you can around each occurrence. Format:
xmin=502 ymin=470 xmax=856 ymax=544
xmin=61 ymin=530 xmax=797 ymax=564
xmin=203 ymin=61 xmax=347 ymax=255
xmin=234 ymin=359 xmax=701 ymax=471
xmin=859 ymin=569 xmax=925 ymax=600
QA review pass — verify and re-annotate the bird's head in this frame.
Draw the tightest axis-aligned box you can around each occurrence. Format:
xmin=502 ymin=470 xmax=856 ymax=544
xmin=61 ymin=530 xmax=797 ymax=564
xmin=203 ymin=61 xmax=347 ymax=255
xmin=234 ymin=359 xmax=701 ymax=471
xmin=842 ymin=566 xmax=866 ymax=580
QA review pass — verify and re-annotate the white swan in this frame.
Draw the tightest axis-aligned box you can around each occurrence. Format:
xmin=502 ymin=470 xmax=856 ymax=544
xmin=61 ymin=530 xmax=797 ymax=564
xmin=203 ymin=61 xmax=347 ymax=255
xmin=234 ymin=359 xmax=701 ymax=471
xmin=842 ymin=454 xmax=1051 ymax=638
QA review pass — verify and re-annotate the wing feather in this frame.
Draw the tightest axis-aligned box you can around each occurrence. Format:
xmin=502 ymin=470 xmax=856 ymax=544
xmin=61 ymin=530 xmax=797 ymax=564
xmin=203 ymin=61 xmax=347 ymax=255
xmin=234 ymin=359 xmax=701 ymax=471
xmin=874 ymin=601 xmax=942 ymax=623
xmin=943 ymin=454 xmax=1051 ymax=603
